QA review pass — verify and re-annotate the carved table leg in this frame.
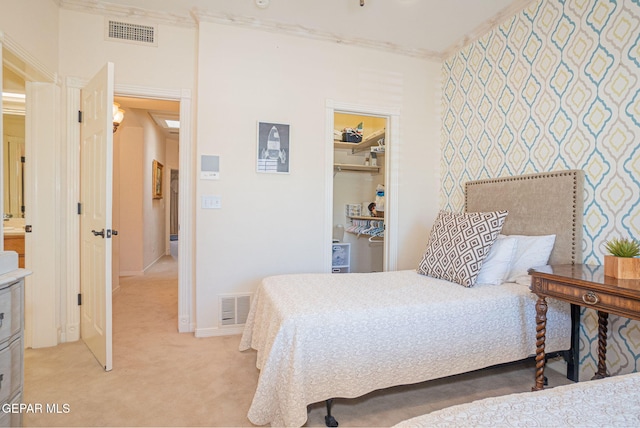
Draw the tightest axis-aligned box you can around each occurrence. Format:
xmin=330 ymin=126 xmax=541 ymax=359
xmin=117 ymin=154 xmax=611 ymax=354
xmin=533 ymin=295 xmax=548 ymax=391
xmin=592 ymin=310 xmax=609 ymax=380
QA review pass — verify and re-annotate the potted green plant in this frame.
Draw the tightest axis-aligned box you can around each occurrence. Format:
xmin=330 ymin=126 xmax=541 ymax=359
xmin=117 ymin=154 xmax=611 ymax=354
xmin=604 ymin=237 xmax=640 ymax=279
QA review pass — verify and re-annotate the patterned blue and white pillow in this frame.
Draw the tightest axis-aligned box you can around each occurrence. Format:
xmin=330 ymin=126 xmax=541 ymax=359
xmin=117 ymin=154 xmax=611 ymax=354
xmin=417 ymin=210 xmax=508 ymax=287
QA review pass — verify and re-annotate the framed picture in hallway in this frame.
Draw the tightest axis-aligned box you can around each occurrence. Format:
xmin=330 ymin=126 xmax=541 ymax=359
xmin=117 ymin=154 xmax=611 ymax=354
xmin=256 ymin=121 xmax=290 ymax=174
xmin=153 ymin=160 xmax=164 ymax=199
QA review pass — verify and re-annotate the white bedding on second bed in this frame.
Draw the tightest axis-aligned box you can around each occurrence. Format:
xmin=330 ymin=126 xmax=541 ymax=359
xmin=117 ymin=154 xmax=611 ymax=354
xmin=239 ymin=269 xmax=571 ymax=427
xmin=392 ymin=372 xmax=640 ymax=427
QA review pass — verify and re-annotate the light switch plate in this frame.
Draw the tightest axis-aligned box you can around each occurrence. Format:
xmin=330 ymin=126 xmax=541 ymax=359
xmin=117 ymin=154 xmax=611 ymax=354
xmin=202 ymin=195 xmax=221 ymax=209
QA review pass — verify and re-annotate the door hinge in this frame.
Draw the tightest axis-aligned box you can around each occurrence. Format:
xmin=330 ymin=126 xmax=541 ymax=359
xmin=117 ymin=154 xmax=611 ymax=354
xmin=25 ymin=225 xmax=32 ymax=233
xmin=77 ymin=203 xmax=82 ymax=215
xmin=77 ymin=293 xmax=82 ymax=306
xmin=20 ymin=156 xmax=25 ymax=163
xmin=78 ymin=110 xmax=83 ymax=123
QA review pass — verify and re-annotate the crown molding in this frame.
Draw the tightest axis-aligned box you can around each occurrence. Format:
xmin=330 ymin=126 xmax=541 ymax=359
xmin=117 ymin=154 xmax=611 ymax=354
xmin=57 ymin=0 xmax=527 ymax=62
xmin=441 ymin=0 xmax=534 ymax=59
xmin=1 ymin=32 xmax=59 ymax=84
xmin=59 ymin=0 xmax=196 ymax=28
xmin=59 ymin=0 xmax=442 ymax=61
xmin=191 ymin=9 xmax=441 ymax=61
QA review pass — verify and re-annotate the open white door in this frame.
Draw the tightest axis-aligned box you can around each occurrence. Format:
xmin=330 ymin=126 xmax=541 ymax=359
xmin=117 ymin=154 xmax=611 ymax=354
xmin=80 ymin=63 xmax=114 ymax=371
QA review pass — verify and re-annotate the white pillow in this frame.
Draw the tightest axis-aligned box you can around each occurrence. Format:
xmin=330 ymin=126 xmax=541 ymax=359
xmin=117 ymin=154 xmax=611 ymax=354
xmin=416 ymin=210 xmax=508 ymax=287
xmin=475 ymin=236 xmax=518 ymax=285
xmin=503 ymin=234 xmax=556 ymax=282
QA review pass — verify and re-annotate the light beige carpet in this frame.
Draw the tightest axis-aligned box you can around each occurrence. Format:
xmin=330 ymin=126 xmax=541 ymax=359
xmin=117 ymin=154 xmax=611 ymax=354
xmin=23 ymin=256 xmax=572 ymax=427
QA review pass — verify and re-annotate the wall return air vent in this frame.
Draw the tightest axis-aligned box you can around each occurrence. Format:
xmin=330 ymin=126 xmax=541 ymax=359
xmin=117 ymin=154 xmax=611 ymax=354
xmin=105 ymin=19 xmax=157 ymax=46
xmin=220 ymin=294 xmax=251 ymax=327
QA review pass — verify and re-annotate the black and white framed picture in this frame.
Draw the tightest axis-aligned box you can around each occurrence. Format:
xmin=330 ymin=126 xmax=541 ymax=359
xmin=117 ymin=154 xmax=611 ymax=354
xmin=256 ymin=121 xmax=290 ymax=174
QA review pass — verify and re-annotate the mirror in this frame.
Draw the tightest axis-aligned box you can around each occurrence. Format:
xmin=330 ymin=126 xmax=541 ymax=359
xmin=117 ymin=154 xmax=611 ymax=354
xmin=3 ymin=116 xmax=25 ymax=219
xmin=2 ymin=63 xmax=26 ymax=221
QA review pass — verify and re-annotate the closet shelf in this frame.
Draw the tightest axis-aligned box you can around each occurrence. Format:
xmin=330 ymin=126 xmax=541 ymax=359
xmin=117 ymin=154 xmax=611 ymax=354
xmin=348 ymin=215 xmax=384 ymax=220
xmin=334 ymin=163 xmax=380 ymax=173
xmin=334 ymin=128 xmax=386 ymax=153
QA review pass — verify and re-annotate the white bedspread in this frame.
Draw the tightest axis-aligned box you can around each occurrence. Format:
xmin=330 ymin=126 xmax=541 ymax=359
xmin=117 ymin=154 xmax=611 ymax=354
xmin=393 ymin=372 xmax=640 ymax=427
xmin=239 ymin=270 xmax=571 ymax=427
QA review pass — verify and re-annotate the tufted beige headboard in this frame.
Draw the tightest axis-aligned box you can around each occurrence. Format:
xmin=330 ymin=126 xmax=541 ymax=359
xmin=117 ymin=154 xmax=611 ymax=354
xmin=464 ymin=170 xmax=584 ymax=266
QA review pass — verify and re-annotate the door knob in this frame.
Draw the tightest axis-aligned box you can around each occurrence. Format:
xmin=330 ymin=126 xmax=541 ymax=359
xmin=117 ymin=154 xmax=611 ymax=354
xmin=91 ymin=229 xmax=105 ymax=238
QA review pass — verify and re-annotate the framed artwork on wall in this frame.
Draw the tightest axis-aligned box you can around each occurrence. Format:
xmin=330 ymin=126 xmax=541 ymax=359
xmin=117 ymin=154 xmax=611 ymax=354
xmin=153 ymin=160 xmax=164 ymax=199
xmin=256 ymin=121 xmax=290 ymax=174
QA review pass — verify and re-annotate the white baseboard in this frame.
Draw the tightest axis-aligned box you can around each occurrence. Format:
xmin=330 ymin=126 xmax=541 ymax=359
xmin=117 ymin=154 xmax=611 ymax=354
xmin=63 ymin=323 xmax=80 ymax=343
xmin=119 ymin=270 xmax=144 ymax=276
xmin=178 ymin=317 xmax=195 ymax=333
xmin=195 ymin=325 xmax=244 ymax=338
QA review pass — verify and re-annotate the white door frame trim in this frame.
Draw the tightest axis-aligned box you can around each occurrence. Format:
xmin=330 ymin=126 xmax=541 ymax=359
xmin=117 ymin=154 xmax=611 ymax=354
xmin=324 ymin=99 xmax=400 ymax=272
xmin=1 ymin=33 xmax=61 ymax=348
xmin=64 ymin=81 xmax=195 ymax=341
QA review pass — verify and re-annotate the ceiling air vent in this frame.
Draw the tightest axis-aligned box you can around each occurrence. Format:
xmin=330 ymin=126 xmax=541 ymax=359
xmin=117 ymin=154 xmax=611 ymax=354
xmin=106 ymin=20 xmax=157 ymax=47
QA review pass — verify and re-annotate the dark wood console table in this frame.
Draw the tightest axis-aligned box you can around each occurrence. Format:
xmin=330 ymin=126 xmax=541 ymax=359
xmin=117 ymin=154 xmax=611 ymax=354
xmin=529 ymin=264 xmax=640 ymax=391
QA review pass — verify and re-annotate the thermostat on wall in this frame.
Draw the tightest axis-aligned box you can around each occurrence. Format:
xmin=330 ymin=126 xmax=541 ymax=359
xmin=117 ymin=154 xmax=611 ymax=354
xmin=201 ymin=155 xmax=220 ymax=180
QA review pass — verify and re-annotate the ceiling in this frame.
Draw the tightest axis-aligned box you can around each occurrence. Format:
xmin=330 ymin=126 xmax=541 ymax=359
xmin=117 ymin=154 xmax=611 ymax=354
xmin=62 ymin=0 xmax=532 ymax=59
xmin=114 ymin=96 xmax=180 ymax=139
xmin=6 ymin=0 xmax=533 ymax=137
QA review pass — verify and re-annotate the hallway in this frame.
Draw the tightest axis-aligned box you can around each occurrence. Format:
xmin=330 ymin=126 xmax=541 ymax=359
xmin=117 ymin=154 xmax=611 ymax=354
xmin=22 ymin=256 xmax=258 ymax=427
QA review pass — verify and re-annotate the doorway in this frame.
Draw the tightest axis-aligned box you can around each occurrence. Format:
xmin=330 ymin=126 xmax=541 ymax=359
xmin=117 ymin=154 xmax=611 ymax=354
xmin=2 ymin=65 xmax=26 ymax=263
xmin=72 ymin=79 xmax=193 ymax=368
xmin=2 ymin=44 xmax=59 ymax=349
xmin=325 ymin=100 xmax=400 ymax=273
xmin=332 ymin=112 xmax=387 ymax=273
xmin=68 ymin=80 xmax=194 ymax=365
xmin=112 ymin=96 xmax=180 ymax=281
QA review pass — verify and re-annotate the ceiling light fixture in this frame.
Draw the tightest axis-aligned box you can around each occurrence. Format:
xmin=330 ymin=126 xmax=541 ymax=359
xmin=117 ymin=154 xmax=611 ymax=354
xmin=165 ymin=119 xmax=180 ymax=129
xmin=113 ymin=102 xmax=125 ymax=133
xmin=360 ymin=0 xmax=364 ymax=6
xmin=255 ymin=0 xmax=270 ymax=9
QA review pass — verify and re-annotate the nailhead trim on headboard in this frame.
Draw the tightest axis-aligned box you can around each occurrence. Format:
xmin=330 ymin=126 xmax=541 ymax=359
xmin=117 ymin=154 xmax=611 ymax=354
xmin=464 ymin=170 xmax=583 ymax=265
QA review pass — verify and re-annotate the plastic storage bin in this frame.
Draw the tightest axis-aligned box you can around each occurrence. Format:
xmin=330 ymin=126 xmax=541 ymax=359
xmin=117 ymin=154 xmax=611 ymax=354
xmin=331 ymin=243 xmax=350 ymax=273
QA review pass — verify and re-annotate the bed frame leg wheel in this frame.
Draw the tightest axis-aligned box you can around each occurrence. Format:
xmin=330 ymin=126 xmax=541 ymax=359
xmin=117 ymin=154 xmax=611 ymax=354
xmin=324 ymin=415 xmax=338 ymax=427
xmin=325 ymin=399 xmax=339 ymax=427
xmin=325 ymin=415 xmax=338 ymax=427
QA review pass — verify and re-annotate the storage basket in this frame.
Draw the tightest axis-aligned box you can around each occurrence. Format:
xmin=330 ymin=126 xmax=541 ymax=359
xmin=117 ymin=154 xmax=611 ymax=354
xmin=345 ymin=203 xmax=361 ymax=217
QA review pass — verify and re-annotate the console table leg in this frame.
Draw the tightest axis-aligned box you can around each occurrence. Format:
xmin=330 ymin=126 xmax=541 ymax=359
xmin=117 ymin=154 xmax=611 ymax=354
xmin=533 ymin=295 xmax=548 ymax=391
xmin=592 ymin=310 xmax=609 ymax=380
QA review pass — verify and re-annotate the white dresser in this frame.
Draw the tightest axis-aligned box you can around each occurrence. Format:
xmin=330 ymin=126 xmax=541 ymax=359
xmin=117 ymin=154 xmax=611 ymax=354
xmin=0 ymin=269 xmax=29 ymax=428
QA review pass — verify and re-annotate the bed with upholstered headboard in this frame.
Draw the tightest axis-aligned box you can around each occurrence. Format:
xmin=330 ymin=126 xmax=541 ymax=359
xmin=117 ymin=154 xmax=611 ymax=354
xmin=465 ymin=170 xmax=583 ymax=266
xmin=465 ymin=170 xmax=585 ymax=381
xmin=240 ymin=170 xmax=584 ymax=428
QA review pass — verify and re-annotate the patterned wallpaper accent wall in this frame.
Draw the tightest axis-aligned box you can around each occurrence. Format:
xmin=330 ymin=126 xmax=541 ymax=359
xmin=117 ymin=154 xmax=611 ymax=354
xmin=441 ymin=0 xmax=640 ymax=379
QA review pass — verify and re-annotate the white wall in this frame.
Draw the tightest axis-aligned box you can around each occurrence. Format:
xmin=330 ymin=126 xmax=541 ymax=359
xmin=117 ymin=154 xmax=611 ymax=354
xmin=118 ymin=125 xmax=144 ymax=275
xmin=0 ymin=0 xmax=59 ymax=73
xmin=57 ymin=9 xmax=195 ymax=90
xmin=117 ymin=108 xmax=169 ymax=274
xmin=56 ymin=6 xmax=195 ymax=278
xmin=4 ymin=2 xmax=442 ymax=338
xmin=194 ymin=22 xmax=441 ymax=334
xmin=2 ymin=0 xmax=62 ymax=348
xmin=112 ymin=127 xmax=121 ymax=290
xmin=141 ymin=110 xmax=166 ymax=268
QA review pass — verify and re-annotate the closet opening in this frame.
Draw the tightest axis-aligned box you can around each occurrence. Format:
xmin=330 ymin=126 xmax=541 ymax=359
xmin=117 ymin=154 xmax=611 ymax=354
xmin=332 ymin=112 xmax=387 ymax=273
